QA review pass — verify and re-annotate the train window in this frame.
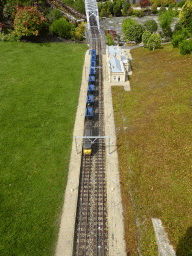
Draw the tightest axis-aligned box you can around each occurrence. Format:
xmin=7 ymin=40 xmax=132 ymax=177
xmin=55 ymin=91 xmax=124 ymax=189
xmin=118 ymin=76 xmax=120 ymax=82
xmin=114 ymin=76 xmax=116 ymax=81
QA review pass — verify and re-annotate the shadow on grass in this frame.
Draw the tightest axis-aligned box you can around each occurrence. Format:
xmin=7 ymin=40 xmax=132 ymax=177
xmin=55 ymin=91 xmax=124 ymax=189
xmin=176 ymin=227 xmax=192 ymax=256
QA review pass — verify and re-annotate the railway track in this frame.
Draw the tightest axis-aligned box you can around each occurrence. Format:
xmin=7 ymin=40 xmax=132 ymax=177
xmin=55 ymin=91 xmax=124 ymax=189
xmin=73 ymin=16 xmax=108 ymax=256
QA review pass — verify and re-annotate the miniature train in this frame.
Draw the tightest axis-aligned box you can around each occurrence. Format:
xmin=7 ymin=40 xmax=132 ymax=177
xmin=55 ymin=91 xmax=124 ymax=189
xmin=82 ymin=49 xmax=96 ymax=155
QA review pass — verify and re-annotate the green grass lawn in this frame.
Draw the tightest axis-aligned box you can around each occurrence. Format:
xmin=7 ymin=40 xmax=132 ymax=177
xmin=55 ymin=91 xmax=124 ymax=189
xmin=112 ymin=44 xmax=192 ymax=256
xmin=0 ymin=41 xmax=88 ymax=255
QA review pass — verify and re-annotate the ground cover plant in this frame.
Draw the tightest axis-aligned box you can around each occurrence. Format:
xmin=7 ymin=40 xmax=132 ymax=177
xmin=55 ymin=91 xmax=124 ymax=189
xmin=0 ymin=41 xmax=88 ymax=255
xmin=112 ymin=44 xmax=192 ymax=255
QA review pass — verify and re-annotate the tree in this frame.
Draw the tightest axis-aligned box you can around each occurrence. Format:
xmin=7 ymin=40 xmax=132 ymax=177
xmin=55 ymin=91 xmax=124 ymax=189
xmin=147 ymin=33 xmax=162 ymax=50
xmin=158 ymin=8 xmax=175 ymax=37
xmin=142 ymin=30 xmax=151 ymax=46
xmin=179 ymin=0 xmax=192 ymax=30
xmin=50 ymin=18 xmax=74 ymax=39
xmin=122 ymin=18 xmax=138 ymax=35
xmin=144 ymin=19 xmax=158 ymax=33
xmin=124 ymin=24 xmax=145 ymax=43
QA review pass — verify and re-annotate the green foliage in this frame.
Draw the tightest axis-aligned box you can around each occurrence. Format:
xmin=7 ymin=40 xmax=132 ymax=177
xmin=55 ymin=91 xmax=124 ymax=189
xmin=113 ymin=2 xmax=121 ymax=16
xmin=144 ymin=19 xmax=158 ymax=33
xmin=97 ymin=2 xmax=104 ymax=13
xmin=132 ymin=9 xmax=144 ymax=16
xmin=179 ymin=38 xmax=192 ymax=54
xmin=124 ymin=24 xmax=145 ymax=43
xmin=73 ymin=0 xmax=85 ymax=15
xmin=151 ymin=3 xmax=159 ymax=13
xmin=0 ymin=30 xmax=21 ymax=41
xmin=176 ymin=0 xmax=186 ymax=8
xmin=171 ymin=27 xmax=191 ymax=47
xmin=179 ymin=0 xmax=192 ymax=29
xmin=106 ymin=1 xmax=114 ymax=15
xmin=13 ymin=6 xmax=47 ymax=37
xmin=147 ymin=33 xmax=162 ymax=50
xmin=72 ymin=21 xmax=86 ymax=40
xmin=158 ymin=6 xmax=167 ymax=15
xmin=105 ymin=31 xmax=114 ymax=45
xmin=122 ymin=1 xmax=131 ymax=15
xmin=45 ymin=9 xmax=62 ymax=24
xmin=3 ymin=2 xmax=15 ymax=20
xmin=50 ymin=18 xmax=74 ymax=39
xmin=142 ymin=30 xmax=151 ymax=46
xmin=173 ymin=21 xmax=183 ymax=33
xmin=162 ymin=0 xmax=176 ymax=7
xmin=122 ymin=18 xmax=138 ymax=35
xmin=50 ymin=18 xmax=72 ymax=38
xmin=158 ymin=8 xmax=175 ymax=37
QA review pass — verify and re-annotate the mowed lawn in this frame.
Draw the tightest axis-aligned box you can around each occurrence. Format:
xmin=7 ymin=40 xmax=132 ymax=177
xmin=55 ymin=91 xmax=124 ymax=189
xmin=0 ymin=42 xmax=88 ymax=255
xmin=112 ymin=44 xmax=192 ymax=256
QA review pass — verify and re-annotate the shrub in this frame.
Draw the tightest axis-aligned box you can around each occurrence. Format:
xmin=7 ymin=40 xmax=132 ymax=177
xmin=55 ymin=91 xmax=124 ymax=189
xmin=13 ymin=6 xmax=47 ymax=37
xmin=122 ymin=1 xmax=131 ymax=15
xmin=177 ymin=0 xmax=186 ymax=8
xmin=151 ymin=3 xmax=158 ymax=13
xmin=46 ymin=9 xmax=62 ymax=24
xmin=179 ymin=38 xmax=192 ymax=54
xmin=72 ymin=21 xmax=86 ymax=40
xmin=147 ymin=33 xmax=162 ymax=50
xmin=124 ymin=24 xmax=145 ymax=43
xmin=0 ymin=30 xmax=21 ymax=42
xmin=113 ymin=3 xmax=121 ymax=16
xmin=173 ymin=21 xmax=183 ymax=33
xmin=50 ymin=18 xmax=74 ymax=39
xmin=142 ymin=30 xmax=151 ymax=46
xmin=171 ymin=27 xmax=191 ymax=47
xmin=144 ymin=19 xmax=158 ymax=33
xmin=158 ymin=6 xmax=167 ymax=16
xmin=179 ymin=0 xmax=192 ymax=29
xmin=158 ymin=8 xmax=175 ymax=37
xmin=132 ymin=9 xmax=144 ymax=16
xmin=3 ymin=3 xmax=15 ymax=20
xmin=106 ymin=31 xmax=114 ymax=45
xmin=140 ymin=0 xmax=150 ymax=7
xmin=107 ymin=1 xmax=114 ymax=15
xmin=122 ymin=17 xmax=138 ymax=34
xmin=127 ymin=6 xmax=133 ymax=15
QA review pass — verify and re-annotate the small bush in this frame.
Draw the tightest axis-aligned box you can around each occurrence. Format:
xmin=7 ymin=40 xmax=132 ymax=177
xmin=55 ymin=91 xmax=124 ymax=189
xmin=106 ymin=31 xmax=114 ymax=45
xmin=151 ymin=3 xmax=158 ymax=13
xmin=139 ymin=0 xmax=150 ymax=7
xmin=0 ymin=30 xmax=21 ymax=42
xmin=107 ymin=1 xmax=114 ymax=15
xmin=147 ymin=33 xmax=162 ymax=50
xmin=50 ymin=18 xmax=74 ymax=39
xmin=173 ymin=21 xmax=183 ymax=33
xmin=158 ymin=8 xmax=175 ymax=37
xmin=113 ymin=3 xmax=122 ymax=16
xmin=171 ymin=27 xmax=191 ymax=47
xmin=158 ymin=6 xmax=167 ymax=16
xmin=73 ymin=0 xmax=85 ymax=15
xmin=72 ymin=21 xmax=86 ymax=41
xmin=162 ymin=0 xmax=176 ymax=7
xmin=144 ymin=19 xmax=158 ymax=33
xmin=46 ymin=9 xmax=62 ymax=24
xmin=179 ymin=0 xmax=192 ymax=29
xmin=124 ymin=24 xmax=145 ymax=43
xmin=13 ymin=6 xmax=47 ymax=37
xmin=127 ymin=6 xmax=133 ymax=15
xmin=177 ymin=0 xmax=186 ymax=8
xmin=3 ymin=3 xmax=15 ymax=20
xmin=132 ymin=10 xmax=144 ymax=16
xmin=142 ymin=30 xmax=151 ymax=46
xmin=122 ymin=17 xmax=138 ymax=34
xmin=122 ymin=1 xmax=131 ymax=15
xmin=179 ymin=38 xmax=192 ymax=54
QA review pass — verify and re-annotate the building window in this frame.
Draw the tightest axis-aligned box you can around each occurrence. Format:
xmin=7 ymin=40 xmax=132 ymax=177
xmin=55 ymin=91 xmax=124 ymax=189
xmin=114 ymin=76 xmax=116 ymax=81
xmin=118 ymin=76 xmax=120 ymax=82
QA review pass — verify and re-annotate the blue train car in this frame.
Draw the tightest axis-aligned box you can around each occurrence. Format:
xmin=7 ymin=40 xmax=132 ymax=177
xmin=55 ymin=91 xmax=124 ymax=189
xmin=91 ymin=49 xmax=96 ymax=56
xmin=89 ymin=67 xmax=95 ymax=76
xmin=88 ymin=75 xmax=95 ymax=84
xmin=86 ymin=95 xmax=94 ymax=106
xmin=91 ymin=55 xmax=96 ymax=62
xmin=85 ymin=107 xmax=93 ymax=119
xmin=88 ymin=84 xmax=94 ymax=94
xmin=90 ymin=60 xmax=95 ymax=68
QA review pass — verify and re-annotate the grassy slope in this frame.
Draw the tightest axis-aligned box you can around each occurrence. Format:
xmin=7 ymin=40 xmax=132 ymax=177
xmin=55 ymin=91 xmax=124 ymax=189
xmin=0 ymin=42 xmax=88 ymax=255
xmin=112 ymin=44 xmax=192 ymax=256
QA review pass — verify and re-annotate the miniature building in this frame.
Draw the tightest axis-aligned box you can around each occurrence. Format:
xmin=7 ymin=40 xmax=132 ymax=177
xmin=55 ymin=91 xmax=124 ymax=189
xmin=106 ymin=45 xmax=131 ymax=83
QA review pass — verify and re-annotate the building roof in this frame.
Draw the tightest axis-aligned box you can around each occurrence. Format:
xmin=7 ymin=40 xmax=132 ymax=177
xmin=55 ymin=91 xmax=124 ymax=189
xmin=110 ymin=57 xmax=124 ymax=73
xmin=121 ymin=54 xmax=128 ymax=63
xmin=108 ymin=46 xmax=121 ymax=56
